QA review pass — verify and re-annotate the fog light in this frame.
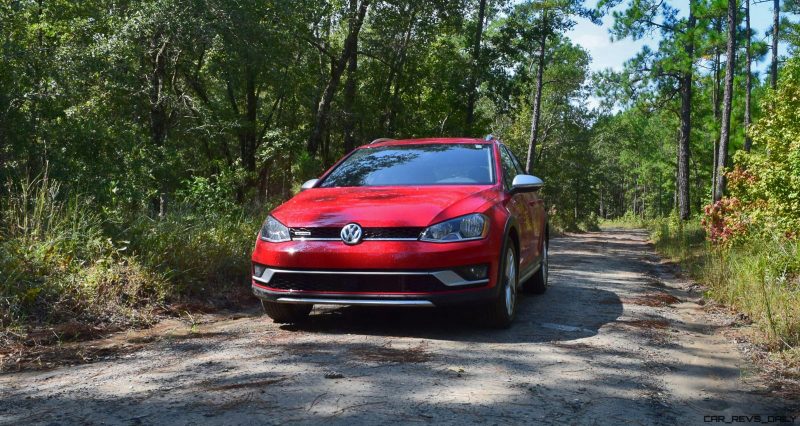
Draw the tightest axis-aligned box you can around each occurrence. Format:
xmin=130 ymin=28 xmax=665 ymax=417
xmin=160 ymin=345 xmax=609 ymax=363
xmin=253 ymin=263 xmax=267 ymax=277
xmin=454 ymin=264 xmax=489 ymax=281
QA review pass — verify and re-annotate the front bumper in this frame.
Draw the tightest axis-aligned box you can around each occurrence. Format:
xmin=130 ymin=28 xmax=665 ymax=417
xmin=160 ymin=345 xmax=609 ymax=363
xmin=250 ymin=239 xmax=502 ymax=307
xmin=251 ymin=239 xmax=500 ymax=270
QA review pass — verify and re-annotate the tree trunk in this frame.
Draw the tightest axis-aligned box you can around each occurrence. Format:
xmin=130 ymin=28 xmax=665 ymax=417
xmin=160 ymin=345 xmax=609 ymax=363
xmin=711 ymin=18 xmax=721 ymax=196
xmin=149 ymin=32 xmax=170 ymax=217
xmin=241 ymin=72 xmax=257 ymax=175
xmin=465 ymin=0 xmax=487 ymax=134
xmin=744 ymin=0 xmax=753 ymax=152
xmin=343 ymin=0 xmax=359 ymax=152
xmin=307 ymin=0 xmax=370 ymax=157
xmin=525 ymin=12 xmax=548 ymax=174
xmin=712 ymin=137 xmax=718 ymax=200
xmin=380 ymin=6 xmax=417 ymax=134
xmin=714 ymin=0 xmax=737 ymax=202
xmin=771 ymin=0 xmax=779 ymax=88
xmin=713 ymin=18 xmax=722 ymax=121
xmin=677 ymin=5 xmax=694 ymax=220
xmin=342 ymin=49 xmax=358 ymax=151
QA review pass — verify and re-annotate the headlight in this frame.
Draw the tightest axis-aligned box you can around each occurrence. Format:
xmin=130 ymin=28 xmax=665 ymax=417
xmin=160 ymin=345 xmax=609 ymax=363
xmin=420 ymin=214 xmax=488 ymax=242
xmin=260 ymin=215 xmax=291 ymax=242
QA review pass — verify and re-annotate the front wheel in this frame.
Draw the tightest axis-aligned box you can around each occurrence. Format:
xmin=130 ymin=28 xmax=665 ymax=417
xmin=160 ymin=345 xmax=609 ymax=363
xmin=261 ymin=300 xmax=313 ymax=323
xmin=486 ymin=240 xmax=518 ymax=328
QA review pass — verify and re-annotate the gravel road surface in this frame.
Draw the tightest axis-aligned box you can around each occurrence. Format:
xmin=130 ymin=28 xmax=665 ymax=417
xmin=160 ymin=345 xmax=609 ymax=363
xmin=1 ymin=229 xmax=796 ymax=425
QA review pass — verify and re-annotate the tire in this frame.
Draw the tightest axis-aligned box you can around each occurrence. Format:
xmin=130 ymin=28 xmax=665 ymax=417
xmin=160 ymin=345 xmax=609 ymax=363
xmin=523 ymin=240 xmax=548 ymax=294
xmin=486 ymin=239 xmax=518 ymax=329
xmin=261 ymin=300 xmax=313 ymax=323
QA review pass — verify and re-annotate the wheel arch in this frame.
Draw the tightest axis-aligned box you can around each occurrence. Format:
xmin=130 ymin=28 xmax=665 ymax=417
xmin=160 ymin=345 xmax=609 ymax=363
xmin=504 ymin=216 xmax=520 ymax=257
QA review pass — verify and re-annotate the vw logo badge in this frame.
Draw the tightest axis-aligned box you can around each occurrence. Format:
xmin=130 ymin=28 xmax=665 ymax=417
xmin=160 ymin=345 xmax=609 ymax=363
xmin=340 ymin=223 xmax=363 ymax=245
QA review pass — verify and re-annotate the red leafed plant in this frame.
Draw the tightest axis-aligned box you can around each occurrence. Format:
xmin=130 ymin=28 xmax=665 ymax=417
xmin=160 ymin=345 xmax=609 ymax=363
xmin=701 ymin=198 xmax=749 ymax=246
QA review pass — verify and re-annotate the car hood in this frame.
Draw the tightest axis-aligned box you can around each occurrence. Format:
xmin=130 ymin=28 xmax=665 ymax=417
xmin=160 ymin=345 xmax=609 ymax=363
xmin=272 ymin=186 xmax=499 ymax=228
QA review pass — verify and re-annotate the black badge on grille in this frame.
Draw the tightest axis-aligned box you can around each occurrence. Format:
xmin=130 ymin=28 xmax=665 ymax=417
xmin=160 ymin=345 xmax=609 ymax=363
xmin=340 ymin=223 xmax=363 ymax=245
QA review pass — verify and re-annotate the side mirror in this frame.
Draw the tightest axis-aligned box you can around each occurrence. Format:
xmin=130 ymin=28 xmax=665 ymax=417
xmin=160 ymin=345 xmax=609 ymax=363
xmin=511 ymin=174 xmax=544 ymax=193
xmin=300 ymin=179 xmax=319 ymax=191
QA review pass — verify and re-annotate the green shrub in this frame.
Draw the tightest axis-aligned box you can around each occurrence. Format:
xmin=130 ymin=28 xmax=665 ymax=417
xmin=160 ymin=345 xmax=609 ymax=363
xmin=0 ymin=179 xmax=166 ymax=326
xmin=124 ymin=210 xmax=261 ymax=297
xmin=648 ymin=217 xmax=800 ymax=351
xmin=1 ymin=177 xmax=267 ymax=328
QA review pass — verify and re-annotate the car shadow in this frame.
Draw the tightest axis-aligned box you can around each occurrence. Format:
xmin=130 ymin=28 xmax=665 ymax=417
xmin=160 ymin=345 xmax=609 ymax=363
xmin=277 ymin=233 xmax=632 ymax=344
xmin=279 ymin=285 xmax=623 ymax=344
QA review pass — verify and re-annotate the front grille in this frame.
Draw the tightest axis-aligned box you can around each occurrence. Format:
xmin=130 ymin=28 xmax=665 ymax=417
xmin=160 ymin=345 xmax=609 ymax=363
xmin=266 ymin=272 xmax=451 ymax=293
xmin=364 ymin=227 xmax=423 ymax=239
xmin=290 ymin=227 xmax=422 ymax=240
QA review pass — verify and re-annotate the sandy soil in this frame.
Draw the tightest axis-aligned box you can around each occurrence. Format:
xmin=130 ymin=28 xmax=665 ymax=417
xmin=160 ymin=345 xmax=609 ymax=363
xmin=1 ymin=229 xmax=797 ymax=425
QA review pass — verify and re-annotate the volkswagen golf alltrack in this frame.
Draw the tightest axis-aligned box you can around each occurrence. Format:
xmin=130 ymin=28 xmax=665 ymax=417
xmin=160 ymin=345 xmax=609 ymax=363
xmin=251 ymin=137 xmax=549 ymax=328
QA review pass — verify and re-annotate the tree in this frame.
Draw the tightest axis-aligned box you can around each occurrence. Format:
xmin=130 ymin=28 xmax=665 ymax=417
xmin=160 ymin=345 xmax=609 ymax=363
xmin=744 ymin=0 xmax=753 ymax=152
xmin=307 ymin=0 xmax=371 ymax=157
xmin=772 ymin=0 xmax=780 ymax=88
xmin=465 ymin=0 xmax=488 ymax=134
xmin=343 ymin=0 xmax=360 ymax=153
xmin=603 ymin=0 xmax=699 ymax=220
xmin=499 ymin=0 xmax=584 ymax=174
xmin=714 ymin=0 xmax=737 ymax=201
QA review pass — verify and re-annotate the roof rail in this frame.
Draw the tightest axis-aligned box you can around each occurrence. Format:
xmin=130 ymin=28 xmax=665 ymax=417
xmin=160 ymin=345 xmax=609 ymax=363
xmin=370 ymin=138 xmax=395 ymax=144
xmin=484 ymin=134 xmax=496 ymax=141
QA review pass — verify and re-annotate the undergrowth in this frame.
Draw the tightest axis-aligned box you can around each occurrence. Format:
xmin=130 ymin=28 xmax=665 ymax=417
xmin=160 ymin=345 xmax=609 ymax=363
xmin=647 ymin=216 xmax=800 ymax=355
xmin=0 ymin=178 xmax=264 ymax=332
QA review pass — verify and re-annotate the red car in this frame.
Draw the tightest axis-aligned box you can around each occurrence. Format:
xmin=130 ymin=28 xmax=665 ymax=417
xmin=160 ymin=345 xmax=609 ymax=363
xmin=251 ymin=137 xmax=548 ymax=327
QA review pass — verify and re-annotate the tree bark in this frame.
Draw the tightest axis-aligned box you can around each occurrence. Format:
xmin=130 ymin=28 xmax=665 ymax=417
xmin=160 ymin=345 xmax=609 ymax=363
xmin=379 ymin=5 xmax=417 ymax=134
xmin=241 ymin=72 xmax=257 ymax=175
xmin=714 ymin=0 xmax=737 ymax=202
xmin=465 ymin=0 xmax=487 ymax=135
xmin=525 ymin=12 xmax=548 ymax=174
xmin=342 ymin=48 xmax=358 ymax=151
xmin=713 ymin=18 xmax=722 ymax=121
xmin=744 ymin=0 xmax=753 ymax=152
xmin=307 ymin=0 xmax=370 ymax=157
xmin=677 ymin=6 xmax=694 ymax=221
xmin=343 ymin=0 xmax=359 ymax=152
xmin=149 ymin=32 xmax=170 ymax=217
xmin=711 ymin=17 xmax=721 ymax=198
xmin=771 ymin=0 xmax=779 ymax=88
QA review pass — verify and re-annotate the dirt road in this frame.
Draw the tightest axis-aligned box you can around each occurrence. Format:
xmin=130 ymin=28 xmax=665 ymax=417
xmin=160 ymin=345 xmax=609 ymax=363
xmin=1 ymin=229 xmax=796 ymax=425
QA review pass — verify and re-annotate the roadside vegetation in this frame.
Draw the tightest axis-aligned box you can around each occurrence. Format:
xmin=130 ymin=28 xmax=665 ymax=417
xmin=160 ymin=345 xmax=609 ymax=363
xmin=603 ymin=59 xmax=800 ymax=366
xmin=0 ymin=177 xmax=260 ymax=337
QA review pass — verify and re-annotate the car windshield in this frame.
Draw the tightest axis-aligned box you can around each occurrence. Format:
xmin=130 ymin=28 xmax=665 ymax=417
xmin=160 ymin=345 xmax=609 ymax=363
xmin=318 ymin=144 xmax=495 ymax=187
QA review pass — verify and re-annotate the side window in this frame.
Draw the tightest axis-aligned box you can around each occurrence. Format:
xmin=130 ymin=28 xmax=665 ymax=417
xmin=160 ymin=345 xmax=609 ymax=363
xmin=508 ymin=149 xmax=526 ymax=175
xmin=498 ymin=146 xmax=517 ymax=190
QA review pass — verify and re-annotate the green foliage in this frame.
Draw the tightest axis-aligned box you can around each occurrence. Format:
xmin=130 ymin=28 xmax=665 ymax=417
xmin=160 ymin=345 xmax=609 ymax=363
xmin=0 ymin=179 xmax=166 ymax=326
xmin=728 ymin=56 xmax=800 ymax=237
xmin=649 ymin=218 xmax=800 ymax=351
xmin=125 ymin=210 xmax=259 ymax=296
xmin=0 ymin=177 xmax=266 ymax=327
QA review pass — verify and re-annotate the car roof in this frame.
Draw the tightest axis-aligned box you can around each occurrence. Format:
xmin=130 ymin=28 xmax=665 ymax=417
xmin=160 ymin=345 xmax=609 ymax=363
xmin=358 ymin=137 xmax=497 ymax=149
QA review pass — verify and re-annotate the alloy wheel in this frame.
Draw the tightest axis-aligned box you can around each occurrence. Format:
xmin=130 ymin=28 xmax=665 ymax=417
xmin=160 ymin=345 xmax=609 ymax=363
xmin=504 ymin=248 xmax=517 ymax=317
xmin=542 ymin=244 xmax=548 ymax=286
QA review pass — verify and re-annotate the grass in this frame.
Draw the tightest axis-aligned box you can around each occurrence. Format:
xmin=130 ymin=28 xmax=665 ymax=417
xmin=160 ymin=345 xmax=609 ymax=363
xmin=124 ymin=209 xmax=261 ymax=298
xmin=0 ymin=178 xmax=263 ymax=338
xmin=645 ymin=217 xmax=800 ymax=354
xmin=0 ymin=178 xmax=167 ymax=328
xmin=599 ymin=213 xmax=649 ymax=230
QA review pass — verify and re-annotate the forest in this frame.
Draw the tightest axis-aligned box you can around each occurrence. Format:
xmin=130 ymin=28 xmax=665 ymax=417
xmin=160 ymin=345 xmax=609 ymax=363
xmin=1 ymin=0 xmax=799 ymax=357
